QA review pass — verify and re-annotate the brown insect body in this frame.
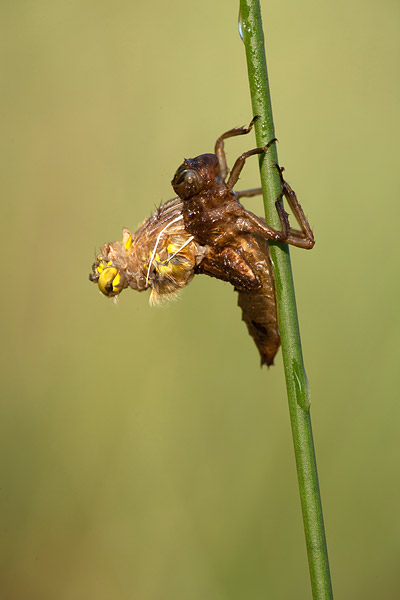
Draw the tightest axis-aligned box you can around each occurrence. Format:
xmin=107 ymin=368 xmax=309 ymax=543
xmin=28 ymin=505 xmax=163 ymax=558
xmin=90 ymin=118 xmax=314 ymax=366
xmin=171 ymin=153 xmax=280 ymax=365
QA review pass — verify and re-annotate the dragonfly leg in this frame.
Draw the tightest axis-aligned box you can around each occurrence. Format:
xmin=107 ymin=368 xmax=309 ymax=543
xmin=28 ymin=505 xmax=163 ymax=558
xmin=234 ymin=187 xmax=262 ymax=200
xmin=214 ymin=116 xmax=259 ymax=181
xmin=234 ymin=186 xmax=289 ymax=239
xmin=208 ymin=202 xmax=287 ymax=247
xmin=234 ymin=186 xmax=290 ymax=239
xmin=226 ymin=138 xmax=276 ymax=190
xmin=233 ymin=167 xmax=314 ymax=250
xmin=274 ymin=164 xmax=315 ymax=249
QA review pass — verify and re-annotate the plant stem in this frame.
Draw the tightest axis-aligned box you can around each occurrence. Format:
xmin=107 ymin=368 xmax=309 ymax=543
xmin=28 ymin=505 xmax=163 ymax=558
xmin=239 ymin=1 xmax=333 ymax=598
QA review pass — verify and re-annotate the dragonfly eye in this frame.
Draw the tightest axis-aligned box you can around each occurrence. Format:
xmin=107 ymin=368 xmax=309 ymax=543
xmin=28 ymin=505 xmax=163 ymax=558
xmin=98 ymin=267 xmax=123 ymax=297
xmin=172 ymin=167 xmax=204 ymax=199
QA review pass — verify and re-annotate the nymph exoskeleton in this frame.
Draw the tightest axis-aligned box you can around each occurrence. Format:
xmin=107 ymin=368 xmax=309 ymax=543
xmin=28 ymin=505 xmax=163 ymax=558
xmin=89 ymin=117 xmax=314 ymax=366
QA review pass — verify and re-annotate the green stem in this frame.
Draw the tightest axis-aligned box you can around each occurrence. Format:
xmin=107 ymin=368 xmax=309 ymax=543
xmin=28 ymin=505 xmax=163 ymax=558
xmin=239 ymin=2 xmax=333 ymax=598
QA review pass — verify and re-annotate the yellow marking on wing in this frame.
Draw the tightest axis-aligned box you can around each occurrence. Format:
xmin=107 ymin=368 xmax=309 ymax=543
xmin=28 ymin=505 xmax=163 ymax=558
xmin=157 ymin=263 xmax=173 ymax=274
xmin=157 ymin=258 xmax=190 ymax=275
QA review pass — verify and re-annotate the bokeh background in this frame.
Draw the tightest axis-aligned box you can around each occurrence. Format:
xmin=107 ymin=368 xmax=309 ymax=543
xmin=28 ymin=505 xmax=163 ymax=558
xmin=1 ymin=1 xmax=399 ymax=598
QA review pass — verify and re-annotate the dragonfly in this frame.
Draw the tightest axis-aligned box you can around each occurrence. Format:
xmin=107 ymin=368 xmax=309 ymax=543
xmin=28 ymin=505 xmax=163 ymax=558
xmin=89 ymin=117 xmax=314 ymax=366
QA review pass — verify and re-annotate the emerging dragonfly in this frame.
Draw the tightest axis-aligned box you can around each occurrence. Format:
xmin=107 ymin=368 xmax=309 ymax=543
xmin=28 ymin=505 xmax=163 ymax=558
xmin=89 ymin=117 xmax=314 ymax=366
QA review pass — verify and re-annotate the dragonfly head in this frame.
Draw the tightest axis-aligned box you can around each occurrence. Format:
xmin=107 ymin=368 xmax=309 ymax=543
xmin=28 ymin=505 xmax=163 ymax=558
xmin=89 ymin=230 xmax=133 ymax=298
xmin=89 ymin=258 xmax=125 ymax=298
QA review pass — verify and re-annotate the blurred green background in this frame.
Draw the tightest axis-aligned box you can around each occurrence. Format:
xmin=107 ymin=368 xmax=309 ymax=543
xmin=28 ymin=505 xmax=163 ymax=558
xmin=1 ymin=1 xmax=399 ymax=598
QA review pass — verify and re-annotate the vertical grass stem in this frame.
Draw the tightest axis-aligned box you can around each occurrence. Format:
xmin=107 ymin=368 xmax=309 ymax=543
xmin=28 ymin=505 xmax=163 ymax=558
xmin=239 ymin=1 xmax=333 ymax=597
